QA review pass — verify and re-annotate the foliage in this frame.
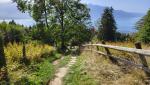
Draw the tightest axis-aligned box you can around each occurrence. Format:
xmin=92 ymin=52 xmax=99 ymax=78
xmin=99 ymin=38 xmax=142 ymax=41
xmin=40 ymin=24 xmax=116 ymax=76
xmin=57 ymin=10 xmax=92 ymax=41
xmin=97 ymin=7 xmax=117 ymax=41
xmin=0 ymin=20 xmax=30 ymax=44
xmin=30 ymin=25 xmax=58 ymax=45
xmin=116 ymin=32 xmax=135 ymax=42
xmin=136 ymin=9 xmax=150 ymax=43
xmin=135 ymin=16 xmax=145 ymax=30
xmin=3 ymin=42 xmax=60 ymax=84
xmin=5 ymin=42 xmax=54 ymax=62
xmin=26 ymin=60 xmax=55 ymax=84
xmin=13 ymin=0 xmax=91 ymax=52
xmin=67 ymin=24 xmax=94 ymax=46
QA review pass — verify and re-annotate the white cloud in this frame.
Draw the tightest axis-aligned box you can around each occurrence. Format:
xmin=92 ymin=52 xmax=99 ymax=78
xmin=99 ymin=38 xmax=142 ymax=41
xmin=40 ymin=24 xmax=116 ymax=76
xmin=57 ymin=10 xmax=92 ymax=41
xmin=0 ymin=0 xmax=12 ymax=4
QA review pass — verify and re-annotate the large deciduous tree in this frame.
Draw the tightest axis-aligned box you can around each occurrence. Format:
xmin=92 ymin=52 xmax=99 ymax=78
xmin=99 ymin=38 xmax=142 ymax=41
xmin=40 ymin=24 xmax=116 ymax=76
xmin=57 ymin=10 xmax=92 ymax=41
xmin=98 ymin=7 xmax=117 ymax=41
xmin=13 ymin=0 xmax=90 ymax=52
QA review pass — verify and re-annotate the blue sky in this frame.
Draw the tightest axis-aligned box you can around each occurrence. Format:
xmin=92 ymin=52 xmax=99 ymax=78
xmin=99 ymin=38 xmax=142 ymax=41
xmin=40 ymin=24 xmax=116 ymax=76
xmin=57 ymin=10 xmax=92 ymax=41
xmin=81 ymin=0 xmax=150 ymax=13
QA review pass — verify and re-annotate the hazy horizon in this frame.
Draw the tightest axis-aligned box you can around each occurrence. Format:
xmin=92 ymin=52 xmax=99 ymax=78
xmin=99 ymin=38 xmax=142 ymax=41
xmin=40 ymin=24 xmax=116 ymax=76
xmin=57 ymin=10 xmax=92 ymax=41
xmin=0 ymin=0 xmax=150 ymax=33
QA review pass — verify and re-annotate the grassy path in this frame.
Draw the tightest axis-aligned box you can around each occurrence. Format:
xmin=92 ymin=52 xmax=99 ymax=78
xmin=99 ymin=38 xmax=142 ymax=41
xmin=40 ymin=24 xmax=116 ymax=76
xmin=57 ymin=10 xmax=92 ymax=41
xmin=49 ymin=56 xmax=77 ymax=85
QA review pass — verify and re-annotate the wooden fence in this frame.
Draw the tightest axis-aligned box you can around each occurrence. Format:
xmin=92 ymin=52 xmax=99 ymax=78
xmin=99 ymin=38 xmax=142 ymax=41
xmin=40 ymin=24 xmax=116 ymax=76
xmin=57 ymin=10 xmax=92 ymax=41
xmin=82 ymin=41 xmax=150 ymax=77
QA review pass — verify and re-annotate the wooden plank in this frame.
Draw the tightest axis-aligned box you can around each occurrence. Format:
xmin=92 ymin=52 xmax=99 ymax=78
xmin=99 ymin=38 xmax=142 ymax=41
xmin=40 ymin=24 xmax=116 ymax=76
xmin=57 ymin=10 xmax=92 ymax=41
xmin=135 ymin=42 xmax=148 ymax=68
xmin=135 ymin=42 xmax=150 ymax=77
xmin=84 ymin=49 xmax=150 ymax=73
xmin=83 ymin=44 xmax=150 ymax=56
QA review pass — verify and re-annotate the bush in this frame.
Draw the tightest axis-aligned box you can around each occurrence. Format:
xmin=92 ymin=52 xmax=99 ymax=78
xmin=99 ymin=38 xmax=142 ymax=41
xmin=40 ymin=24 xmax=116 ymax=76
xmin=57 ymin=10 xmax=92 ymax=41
xmin=5 ymin=42 xmax=54 ymax=62
xmin=3 ymin=42 xmax=59 ymax=84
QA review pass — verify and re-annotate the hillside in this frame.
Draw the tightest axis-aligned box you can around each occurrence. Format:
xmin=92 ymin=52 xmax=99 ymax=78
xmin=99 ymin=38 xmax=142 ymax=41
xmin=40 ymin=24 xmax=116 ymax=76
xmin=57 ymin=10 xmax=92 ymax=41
xmin=88 ymin=4 xmax=144 ymax=33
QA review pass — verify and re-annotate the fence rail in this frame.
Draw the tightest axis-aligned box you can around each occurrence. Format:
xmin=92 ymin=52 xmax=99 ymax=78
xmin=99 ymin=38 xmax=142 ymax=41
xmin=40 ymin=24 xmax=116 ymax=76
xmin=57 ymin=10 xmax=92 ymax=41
xmin=82 ymin=41 xmax=150 ymax=77
xmin=83 ymin=43 xmax=150 ymax=56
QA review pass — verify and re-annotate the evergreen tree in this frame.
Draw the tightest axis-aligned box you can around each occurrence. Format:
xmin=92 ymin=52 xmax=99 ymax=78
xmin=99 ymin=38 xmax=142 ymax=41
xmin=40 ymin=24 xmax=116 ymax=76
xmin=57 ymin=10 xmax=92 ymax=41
xmin=136 ymin=9 xmax=150 ymax=43
xmin=9 ymin=20 xmax=16 ymax=25
xmin=98 ymin=7 xmax=117 ymax=41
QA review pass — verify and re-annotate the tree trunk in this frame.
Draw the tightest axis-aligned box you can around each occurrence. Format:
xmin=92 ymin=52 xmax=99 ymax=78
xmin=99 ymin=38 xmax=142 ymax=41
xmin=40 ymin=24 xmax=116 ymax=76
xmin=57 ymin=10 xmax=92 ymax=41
xmin=43 ymin=0 xmax=49 ymax=29
xmin=0 ymin=35 xmax=6 ymax=68
xmin=60 ymin=11 xmax=66 ymax=53
xmin=0 ymin=34 xmax=10 ymax=84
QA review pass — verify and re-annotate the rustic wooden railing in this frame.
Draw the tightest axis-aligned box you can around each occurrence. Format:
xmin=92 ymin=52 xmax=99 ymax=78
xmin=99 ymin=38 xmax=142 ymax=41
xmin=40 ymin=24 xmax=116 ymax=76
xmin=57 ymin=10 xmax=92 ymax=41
xmin=82 ymin=41 xmax=150 ymax=77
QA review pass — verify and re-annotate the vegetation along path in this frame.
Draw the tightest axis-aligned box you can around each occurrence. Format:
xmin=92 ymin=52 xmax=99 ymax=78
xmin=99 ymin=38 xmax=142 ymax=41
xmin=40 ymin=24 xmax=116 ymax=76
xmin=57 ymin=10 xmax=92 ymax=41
xmin=49 ymin=56 xmax=77 ymax=85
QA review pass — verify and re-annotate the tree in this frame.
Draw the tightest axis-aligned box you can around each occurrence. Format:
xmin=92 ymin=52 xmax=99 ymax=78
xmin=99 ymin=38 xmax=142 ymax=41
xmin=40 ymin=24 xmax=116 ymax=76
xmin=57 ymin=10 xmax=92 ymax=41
xmin=9 ymin=20 xmax=16 ymax=25
xmin=136 ymin=9 xmax=150 ymax=43
xmin=0 ymin=21 xmax=25 ymax=44
xmin=98 ymin=7 xmax=117 ymax=41
xmin=67 ymin=24 xmax=94 ymax=46
xmin=13 ymin=0 xmax=90 ymax=52
xmin=135 ymin=16 xmax=145 ymax=30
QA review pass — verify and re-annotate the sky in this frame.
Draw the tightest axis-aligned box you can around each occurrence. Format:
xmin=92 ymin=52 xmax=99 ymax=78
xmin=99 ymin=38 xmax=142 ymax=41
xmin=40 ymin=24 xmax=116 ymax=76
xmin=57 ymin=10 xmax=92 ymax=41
xmin=0 ymin=0 xmax=150 ymax=32
xmin=0 ymin=0 xmax=36 ymax=26
xmin=81 ymin=0 xmax=150 ymax=13
xmin=0 ymin=0 xmax=11 ymax=3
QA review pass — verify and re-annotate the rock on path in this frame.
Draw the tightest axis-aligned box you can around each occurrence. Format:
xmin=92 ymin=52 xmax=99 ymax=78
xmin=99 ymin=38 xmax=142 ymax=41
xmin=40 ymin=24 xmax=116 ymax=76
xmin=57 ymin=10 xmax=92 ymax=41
xmin=49 ymin=57 xmax=77 ymax=85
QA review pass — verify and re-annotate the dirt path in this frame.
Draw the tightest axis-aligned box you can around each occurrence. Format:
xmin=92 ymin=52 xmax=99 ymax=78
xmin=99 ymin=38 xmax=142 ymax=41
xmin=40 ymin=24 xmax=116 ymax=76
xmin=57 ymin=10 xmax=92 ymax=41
xmin=49 ymin=56 xmax=77 ymax=85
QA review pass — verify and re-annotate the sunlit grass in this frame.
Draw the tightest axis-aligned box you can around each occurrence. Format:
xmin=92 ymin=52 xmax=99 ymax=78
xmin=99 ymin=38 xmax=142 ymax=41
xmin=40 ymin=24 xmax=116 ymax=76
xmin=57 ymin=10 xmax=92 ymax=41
xmin=64 ymin=41 xmax=148 ymax=85
xmin=5 ymin=42 xmax=54 ymax=62
xmin=64 ymin=54 xmax=97 ymax=85
xmin=1 ymin=41 xmax=59 ymax=84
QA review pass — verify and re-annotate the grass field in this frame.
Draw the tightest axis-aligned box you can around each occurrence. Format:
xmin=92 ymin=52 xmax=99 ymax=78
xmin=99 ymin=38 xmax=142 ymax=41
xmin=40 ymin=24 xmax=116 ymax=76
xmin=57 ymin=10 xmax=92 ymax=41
xmin=64 ymin=42 xmax=150 ymax=85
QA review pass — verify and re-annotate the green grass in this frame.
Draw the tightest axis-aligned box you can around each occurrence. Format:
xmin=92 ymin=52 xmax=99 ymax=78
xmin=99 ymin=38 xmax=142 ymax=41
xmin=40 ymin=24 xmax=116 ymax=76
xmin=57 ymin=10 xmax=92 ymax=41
xmin=28 ymin=59 xmax=55 ymax=84
xmin=64 ymin=56 xmax=97 ymax=85
xmin=13 ymin=59 xmax=55 ymax=85
xmin=7 ymin=52 xmax=62 ymax=85
xmin=58 ymin=56 xmax=71 ymax=67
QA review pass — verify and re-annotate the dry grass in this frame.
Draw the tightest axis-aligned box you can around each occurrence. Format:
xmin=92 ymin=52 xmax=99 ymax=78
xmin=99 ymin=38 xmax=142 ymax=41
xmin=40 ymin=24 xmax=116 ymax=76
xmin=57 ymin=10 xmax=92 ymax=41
xmin=81 ymin=49 xmax=146 ymax=85
xmin=102 ymin=42 xmax=150 ymax=66
xmin=65 ymin=42 xmax=150 ymax=85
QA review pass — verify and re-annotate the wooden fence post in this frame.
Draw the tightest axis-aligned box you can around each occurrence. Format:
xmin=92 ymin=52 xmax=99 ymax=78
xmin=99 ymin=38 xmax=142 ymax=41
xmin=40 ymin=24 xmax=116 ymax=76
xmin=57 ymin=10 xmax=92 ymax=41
xmin=22 ymin=42 xmax=29 ymax=65
xmin=23 ymin=42 xmax=26 ymax=59
xmin=88 ymin=42 xmax=90 ymax=49
xmin=96 ymin=42 xmax=99 ymax=51
xmin=102 ymin=41 xmax=118 ymax=64
xmin=135 ymin=42 xmax=150 ymax=78
xmin=91 ymin=42 xmax=93 ymax=53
